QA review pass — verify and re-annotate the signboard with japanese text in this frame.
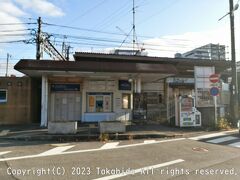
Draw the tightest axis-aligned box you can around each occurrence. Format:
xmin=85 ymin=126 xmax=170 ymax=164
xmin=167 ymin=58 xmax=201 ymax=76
xmin=194 ymin=66 xmax=215 ymax=107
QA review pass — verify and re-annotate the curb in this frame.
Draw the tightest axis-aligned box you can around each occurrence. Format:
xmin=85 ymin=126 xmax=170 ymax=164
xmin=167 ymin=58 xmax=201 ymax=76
xmin=0 ymin=133 xmax=183 ymax=142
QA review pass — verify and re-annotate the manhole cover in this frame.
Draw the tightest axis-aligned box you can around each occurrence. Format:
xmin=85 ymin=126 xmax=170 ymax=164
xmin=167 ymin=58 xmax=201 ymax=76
xmin=192 ymin=147 xmax=208 ymax=152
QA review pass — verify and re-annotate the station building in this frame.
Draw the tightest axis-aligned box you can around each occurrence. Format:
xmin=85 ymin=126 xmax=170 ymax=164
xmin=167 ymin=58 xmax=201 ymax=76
xmin=6 ymin=52 xmax=230 ymax=127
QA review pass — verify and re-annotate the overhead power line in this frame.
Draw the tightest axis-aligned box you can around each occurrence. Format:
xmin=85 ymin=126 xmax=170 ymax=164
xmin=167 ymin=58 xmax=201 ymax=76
xmin=0 ymin=28 xmax=34 ymax=33
xmin=42 ymin=22 xmax=127 ymax=36
xmin=44 ymin=31 xmax=221 ymax=50
xmin=42 ymin=21 xmax=191 ymax=41
xmin=52 ymin=40 xmax=194 ymax=53
xmin=68 ymin=0 xmax=108 ymax=23
xmin=93 ymin=0 xmax=131 ymax=31
xmin=0 ymin=33 xmax=31 ymax=37
xmin=0 ymin=23 xmax=36 ymax=25
xmin=0 ymin=40 xmax=30 ymax=44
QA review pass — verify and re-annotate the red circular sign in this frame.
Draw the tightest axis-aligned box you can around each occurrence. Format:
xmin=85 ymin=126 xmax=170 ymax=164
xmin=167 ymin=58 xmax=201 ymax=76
xmin=209 ymin=74 xmax=220 ymax=83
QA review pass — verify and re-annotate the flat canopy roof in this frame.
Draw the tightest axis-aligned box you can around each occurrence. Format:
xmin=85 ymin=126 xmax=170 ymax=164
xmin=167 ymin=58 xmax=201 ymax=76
xmin=14 ymin=53 xmax=231 ymax=77
xmin=14 ymin=59 xmax=178 ymax=77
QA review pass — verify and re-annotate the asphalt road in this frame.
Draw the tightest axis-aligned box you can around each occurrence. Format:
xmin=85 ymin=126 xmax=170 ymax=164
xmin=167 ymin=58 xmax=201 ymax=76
xmin=0 ymin=132 xmax=240 ymax=180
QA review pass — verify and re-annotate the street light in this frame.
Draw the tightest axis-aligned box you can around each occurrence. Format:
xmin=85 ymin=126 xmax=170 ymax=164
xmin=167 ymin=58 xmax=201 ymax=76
xmin=218 ymin=3 xmax=239 ymax=21
xmin=219 ymin=0 xmax=239 ymax=123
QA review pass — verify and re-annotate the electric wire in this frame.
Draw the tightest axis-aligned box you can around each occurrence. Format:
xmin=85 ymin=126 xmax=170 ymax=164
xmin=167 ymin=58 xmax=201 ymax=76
xmin=68 ymin=0 xmax=109 ymax=23
xmin=0 ymin=28 xmax=34 ymax=33
xmin=41 ymin=21 xmax=191 ymax=41
xmin=44 ymin=31 xmax=222 ymax=50
xmin=0 ymin=23 xmax=36 ymax=25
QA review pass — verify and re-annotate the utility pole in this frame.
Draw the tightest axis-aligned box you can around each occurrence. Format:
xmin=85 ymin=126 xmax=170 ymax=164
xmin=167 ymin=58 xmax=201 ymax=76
xmin=132 ymin=0 xmax=136 ymax=52
xmin=66 ymin=45 xmax=70 ymax=61
xmin=5 ymin=53 xmax=10 ymax=77
xmin=229 ymin=0 xmax=239 ymax=122
xmin=36 ymin=17 xmax=42 ymax=60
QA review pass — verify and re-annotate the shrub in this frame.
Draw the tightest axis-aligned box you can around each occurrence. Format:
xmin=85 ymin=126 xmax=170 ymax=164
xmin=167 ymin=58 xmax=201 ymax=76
xmin=217 ymin=118 xmax=232 ymax=130
xmin=99 ymin=133 xmax=109 ymax=142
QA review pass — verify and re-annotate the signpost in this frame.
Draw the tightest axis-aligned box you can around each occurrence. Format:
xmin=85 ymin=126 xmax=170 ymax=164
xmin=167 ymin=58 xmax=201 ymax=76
xmin=209 ymin=74 xmax=220 ymax=126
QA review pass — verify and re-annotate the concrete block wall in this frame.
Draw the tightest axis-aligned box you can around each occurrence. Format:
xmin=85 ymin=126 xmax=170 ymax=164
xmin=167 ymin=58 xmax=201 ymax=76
xmin=0 ymin=77 xmax=36 ymax=125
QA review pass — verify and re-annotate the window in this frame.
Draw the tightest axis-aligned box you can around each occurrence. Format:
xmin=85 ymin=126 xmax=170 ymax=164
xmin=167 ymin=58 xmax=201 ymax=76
xmin=122 ymin=93 xmax=131 ymax=109
xmin=0 ymin=89 xmax=7 ymax=103
xmin=87 ymin=93 xmax=112 ymax=112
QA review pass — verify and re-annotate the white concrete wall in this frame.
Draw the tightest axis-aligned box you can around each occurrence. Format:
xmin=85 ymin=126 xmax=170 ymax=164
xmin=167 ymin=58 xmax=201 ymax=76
xmin=41 ymin=75 xmax=48 ymax=127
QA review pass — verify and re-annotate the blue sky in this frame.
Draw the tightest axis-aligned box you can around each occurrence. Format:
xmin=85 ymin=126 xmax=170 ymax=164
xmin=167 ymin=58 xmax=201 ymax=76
xmin=0 ymin=0 xmax=239 ymax=76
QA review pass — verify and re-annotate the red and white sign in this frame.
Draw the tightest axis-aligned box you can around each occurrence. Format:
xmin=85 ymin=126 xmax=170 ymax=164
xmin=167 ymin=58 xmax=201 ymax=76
xmin=209 ymin=74 xmax=220 ymax=83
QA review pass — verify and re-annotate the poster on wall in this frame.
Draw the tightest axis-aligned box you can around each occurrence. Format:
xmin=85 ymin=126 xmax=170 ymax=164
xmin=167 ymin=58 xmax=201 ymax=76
xmin=104 ymin=96 xmax=111 ymax=112
xmin=181 ymin=97 xmax=193 ymax=112
xmin=88 ymin=96 xmax=95 ymax=112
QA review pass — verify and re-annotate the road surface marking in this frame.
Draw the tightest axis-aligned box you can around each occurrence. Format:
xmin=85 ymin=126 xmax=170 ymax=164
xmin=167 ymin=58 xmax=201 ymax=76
xmin=0 ymin=138 xmax=185 ymax=162
xmin=188 ymin=130 xmax=237 ymax=140
xmin=100 ymin=142 xmax=119 ymax=149
xmin=93 ymin=159 xmax=185 ymax=180
xmin=206 ymin=136 xmax=238 ymax=144
xmin=0 ymin=151 xmax=11 ymax=156
xmin=144 ymin=140 xmax=156 ymax=144
xmin=39 ymin=145 xmax=75 ymax=156
xmin=229 ymin=142 xmax=240 ymax=148
xmin=51 ymin=143 xmax=70 ymax=147
xmin=0 ymin=130 xmax=10 ymax=136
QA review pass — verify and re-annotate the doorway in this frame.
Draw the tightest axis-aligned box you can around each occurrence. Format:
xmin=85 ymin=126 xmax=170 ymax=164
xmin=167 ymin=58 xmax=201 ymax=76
xmin=50 ymin=92 xmax=82 ymax=121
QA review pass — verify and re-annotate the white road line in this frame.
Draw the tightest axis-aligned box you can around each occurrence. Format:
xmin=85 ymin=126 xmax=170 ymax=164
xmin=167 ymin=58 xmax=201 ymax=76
xmin=93 ymin=159 xmax=185 ymax=180
xmin=144 ymin=140 xmax=156 ymax=144
xmin=0 ymin=151 xmax=11 ymax=156
xmin=0 ymin=130 xmax=10 ymax=136
xmin=229 ymin=142 xmax=240 ymax=148
xmin=206 ymin=136 xmax=239 ymax=144
xmin=0 ymin=138 xmax=185 ymax=162
xmin=188 ymin=130 xmax=237 ymax=140
xmin=100 ymin=142 xmax=119 ymax=149
xmin=39 ymin=145 xmax=75 ymax=156
xmin=51 ymin=143 xmax=70 ymax=147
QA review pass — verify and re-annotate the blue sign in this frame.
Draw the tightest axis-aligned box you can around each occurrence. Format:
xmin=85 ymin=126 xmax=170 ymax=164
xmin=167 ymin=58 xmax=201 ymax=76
xmin=119 ymin=80 xmax=131 ymax=90
xmin=51 ymin=84 xmax=80 ymax=92
xmin=210 ymin=87 xmax=219 ymax=96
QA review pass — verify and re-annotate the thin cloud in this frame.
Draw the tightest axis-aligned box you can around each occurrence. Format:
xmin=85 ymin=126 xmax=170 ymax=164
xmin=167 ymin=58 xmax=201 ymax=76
xmin=0 ymin=0 xmax=26 ymax=17
xmin=142 ymin=26 xmax=231 ymax=58
xmin=15 ymin=0 xmax=65 ymax=17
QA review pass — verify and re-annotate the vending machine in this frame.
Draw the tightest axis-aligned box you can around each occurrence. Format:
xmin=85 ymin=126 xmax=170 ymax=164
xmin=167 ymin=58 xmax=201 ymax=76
xmin=177 ymin=95 xmax=201 ymax=127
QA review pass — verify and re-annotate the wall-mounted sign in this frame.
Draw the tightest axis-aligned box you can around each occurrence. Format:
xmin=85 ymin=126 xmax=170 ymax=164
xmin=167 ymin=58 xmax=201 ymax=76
xmin=167 ymin=77 xmax=195 ymax=85
xmin=51 ymin=84 xmax=80 ymax=92
xmin=194 ymin=66 xmax=215 ymax=107
xmin=119 ymin=80 xmax=131 ymax=90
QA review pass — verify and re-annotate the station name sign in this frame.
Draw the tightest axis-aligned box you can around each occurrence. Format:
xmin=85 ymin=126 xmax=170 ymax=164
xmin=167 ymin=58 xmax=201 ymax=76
xmin=51 ymin=84 xmax=80 ymax=92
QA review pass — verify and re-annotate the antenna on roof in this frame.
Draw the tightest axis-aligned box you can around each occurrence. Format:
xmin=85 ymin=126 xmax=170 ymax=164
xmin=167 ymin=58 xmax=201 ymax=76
xmin=114 ymin=0 xmax=145 ymax=55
